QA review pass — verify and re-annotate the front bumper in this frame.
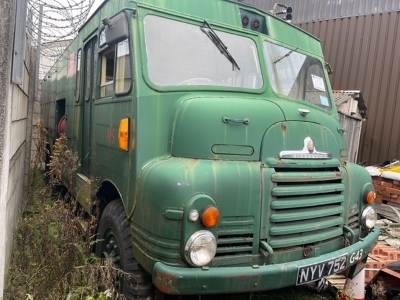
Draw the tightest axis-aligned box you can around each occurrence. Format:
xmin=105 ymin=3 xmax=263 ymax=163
xmin=152 ymin=226 xmax=379 ymax=295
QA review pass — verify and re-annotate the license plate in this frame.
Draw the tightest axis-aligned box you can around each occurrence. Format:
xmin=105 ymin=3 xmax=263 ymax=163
xmin=296 ymin=254 xmax=348 ymax=285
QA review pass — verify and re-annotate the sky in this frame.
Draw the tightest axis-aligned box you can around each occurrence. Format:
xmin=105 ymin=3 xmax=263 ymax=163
xmin=88 ymin=0 xmax=105 ymax=19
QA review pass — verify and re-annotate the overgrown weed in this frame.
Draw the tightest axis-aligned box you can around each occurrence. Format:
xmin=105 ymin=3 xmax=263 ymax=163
xmin=4 ymin=124 xmax=125 ymax=300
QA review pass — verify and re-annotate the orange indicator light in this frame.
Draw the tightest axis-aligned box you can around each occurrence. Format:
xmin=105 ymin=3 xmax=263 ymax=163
xmin=118 ymin=118 xmax=129 ymax=151
xmin=366 ymin=191 xmax=375 ymax=204
xmin=201 ymin=206 xmax=220 ymax=227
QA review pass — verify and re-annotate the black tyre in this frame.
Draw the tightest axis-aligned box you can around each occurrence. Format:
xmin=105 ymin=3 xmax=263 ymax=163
xmin=96 ymin=199 xmax=154 ymax=299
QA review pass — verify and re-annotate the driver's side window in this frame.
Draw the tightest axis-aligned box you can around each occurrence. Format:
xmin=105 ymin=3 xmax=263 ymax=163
xmin=99 ymin=38 xmax=132 ymax=98
xmin=100 ymin=47 xmax=115 ymax=97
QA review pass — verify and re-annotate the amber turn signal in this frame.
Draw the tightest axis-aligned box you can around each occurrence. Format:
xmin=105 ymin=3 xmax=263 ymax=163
xmin=201 ymin=206 xmax=220 ymax=227
xmin=365 ymin=190 xmax=375 ymax=204
xmin=118 ymin=118 xmax=129 ymax=151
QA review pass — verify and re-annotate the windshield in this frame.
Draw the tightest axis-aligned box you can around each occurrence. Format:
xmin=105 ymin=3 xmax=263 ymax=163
xmin=143 ymin=15 xmax=263 ymax=89
xmin=264 ymin=41 xmax=331 ymax=110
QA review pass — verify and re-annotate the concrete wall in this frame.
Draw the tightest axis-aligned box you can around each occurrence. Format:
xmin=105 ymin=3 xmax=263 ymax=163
xmin=0 ymin=0 xmax=34 ymax=297
xmin=40 ymin=40 xmax=72 ymax=79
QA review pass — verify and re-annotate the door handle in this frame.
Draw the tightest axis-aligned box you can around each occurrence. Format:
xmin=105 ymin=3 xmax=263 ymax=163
xmin=222 ymin=116 xmax=249 ymax=125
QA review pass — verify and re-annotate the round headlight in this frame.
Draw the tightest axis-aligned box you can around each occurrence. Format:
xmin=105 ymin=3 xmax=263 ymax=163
xmin=362 ymin=206 xmax=377 ymax=229
xmin=185 ymin=230 xmax=217 ymax=266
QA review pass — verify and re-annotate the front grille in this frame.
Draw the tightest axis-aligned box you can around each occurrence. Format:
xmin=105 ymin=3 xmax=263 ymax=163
xmin=347 ymin=209 xmax=359 ymax=229
xmin=215 ymin=233 xmax=254 ymax=257
xmin=269 ymin=167 xmax=345 ymax=249
xmin=215 ymin=216 xmax=255 ymax=257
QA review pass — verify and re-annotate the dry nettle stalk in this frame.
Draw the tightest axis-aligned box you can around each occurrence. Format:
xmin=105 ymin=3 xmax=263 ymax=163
xmin=46 ymin=133 xmax=80 ymax=188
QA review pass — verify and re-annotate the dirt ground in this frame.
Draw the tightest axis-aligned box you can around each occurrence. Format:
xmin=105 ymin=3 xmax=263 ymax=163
xmin=164 ymin=284 xmax=339 ymax=300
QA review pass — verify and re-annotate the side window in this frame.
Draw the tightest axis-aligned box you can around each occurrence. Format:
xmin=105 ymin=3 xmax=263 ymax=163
xmin=75 ymin=49 xmax=82 ymax=102
xmin=99 ymin=29 xmax=106 ymax=47
xmin=100 ymin=47 xmax=115 ymax=97
xmin=84 ymin=44 xmax=92 ymax=101
xmin=115 ymin=39 xmax=131 ymax=94
xmin=99 ymin=38 xmax=131 ymax=98
xmin=92 ymin=42 xmax=98 ymax=99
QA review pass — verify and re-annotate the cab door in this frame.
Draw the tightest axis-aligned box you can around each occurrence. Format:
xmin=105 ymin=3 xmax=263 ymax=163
xmin=81 ymin=37 xmax=98 ymax=176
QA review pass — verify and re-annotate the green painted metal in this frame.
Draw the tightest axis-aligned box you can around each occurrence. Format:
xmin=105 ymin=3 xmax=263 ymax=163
xmin=271 ymin=171 xmax=344 ymax=182
xmin=270 ymin=206 xmax=344 ymax=222
xmin=153 ymin=227 xmax=379 ymax=294
xmin=270 ymin=194 xmax=344 ymax=209
xmin=270 ymin=216 xmax=344 ymax=235
xmin=40 ymin=0 xmax=380 ymax=296
xmin=269 ymin=227 xmax=345 ymax=248
xmin=272 ymin=183 xmax=345 ymax=196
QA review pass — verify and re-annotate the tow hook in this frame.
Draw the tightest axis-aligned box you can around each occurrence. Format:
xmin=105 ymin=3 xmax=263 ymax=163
xmin=316 ymin=277 xmax=329 ymax=292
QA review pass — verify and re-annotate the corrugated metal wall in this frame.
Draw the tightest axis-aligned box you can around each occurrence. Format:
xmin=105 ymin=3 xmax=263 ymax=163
xmin=297 ymin=12 xmax=400 ymax=165
xmin=245 ymin=0 xmax=400 ymax=23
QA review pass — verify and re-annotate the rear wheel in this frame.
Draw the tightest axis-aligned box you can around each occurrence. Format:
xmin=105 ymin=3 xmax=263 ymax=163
xmin=96 ymin=199 xmax=154 ymax=299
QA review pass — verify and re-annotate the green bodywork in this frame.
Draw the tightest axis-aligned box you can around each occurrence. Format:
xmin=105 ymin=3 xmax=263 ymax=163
xmin=40 ymin=0 xmax=379 ymax=295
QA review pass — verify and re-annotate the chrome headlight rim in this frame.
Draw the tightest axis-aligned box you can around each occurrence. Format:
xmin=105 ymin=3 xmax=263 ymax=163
xmin=361 ymin=206 xmax=377 ymax=229
xmin=184 ymin=230 xmax=217 ymax=267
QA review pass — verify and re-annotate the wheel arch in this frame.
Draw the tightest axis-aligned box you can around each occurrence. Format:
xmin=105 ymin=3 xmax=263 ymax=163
xmin=96 ymin=179 xmax=125 ymax=216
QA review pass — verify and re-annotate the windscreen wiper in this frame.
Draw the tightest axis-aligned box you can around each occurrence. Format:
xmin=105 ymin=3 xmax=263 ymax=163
xmin=201 ymin=20 xmax=240 ymax=71
xmin=273 ymin=47 xmax=299 ymax=64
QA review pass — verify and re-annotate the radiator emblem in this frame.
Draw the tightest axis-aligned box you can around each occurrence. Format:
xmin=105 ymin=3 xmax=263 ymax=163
xmin=279 ymin=137 xmax=332 ymax=159
xmin=304 ymin=137 xmax=315 ymax=153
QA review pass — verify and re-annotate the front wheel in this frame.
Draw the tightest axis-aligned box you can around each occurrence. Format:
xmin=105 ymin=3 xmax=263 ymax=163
xmin=95 ymin=199 xmax=154 ymax=299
